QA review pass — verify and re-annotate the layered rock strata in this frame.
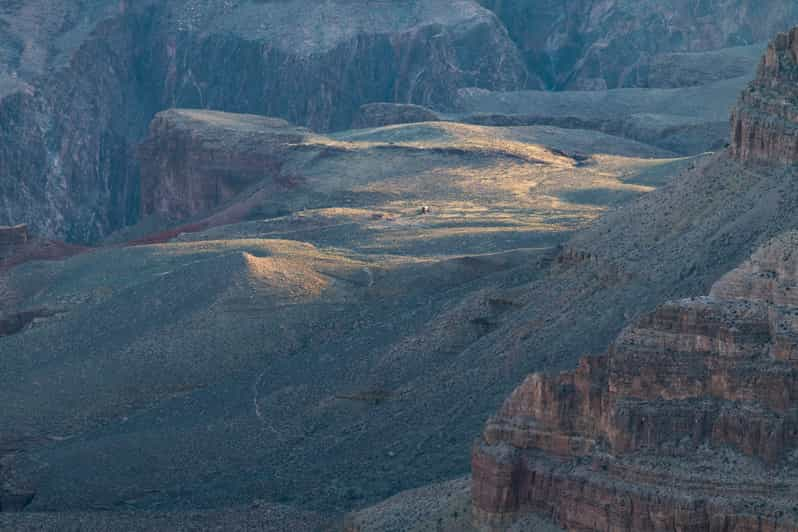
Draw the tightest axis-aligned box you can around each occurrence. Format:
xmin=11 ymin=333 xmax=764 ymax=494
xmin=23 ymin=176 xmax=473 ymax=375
xmin=479 ymin=0 xmax=798 ymax=90
xmin=0 ymin=0 xmax=528 ymax=242
xmin=137 ymin=110 xmax=309 ymax=221
xmin=472 ymin=232 xmax=798 ymax=531
xmin=731 ymin=27 xmax=798 ymax=164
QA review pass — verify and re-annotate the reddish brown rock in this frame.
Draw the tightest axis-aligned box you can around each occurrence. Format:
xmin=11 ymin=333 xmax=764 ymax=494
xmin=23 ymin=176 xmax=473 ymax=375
xmin=731 ymin=27 xmax=798 ymax=165
xmin=137 ymin=110 xmax=309 ymax=222
xmin=472 ymin=232 xmax=798 ymax=531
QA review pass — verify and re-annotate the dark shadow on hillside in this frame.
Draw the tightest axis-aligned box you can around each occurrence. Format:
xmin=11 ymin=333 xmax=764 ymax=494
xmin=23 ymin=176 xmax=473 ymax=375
xmin=558 ymin=188 xmax=646 ymax=207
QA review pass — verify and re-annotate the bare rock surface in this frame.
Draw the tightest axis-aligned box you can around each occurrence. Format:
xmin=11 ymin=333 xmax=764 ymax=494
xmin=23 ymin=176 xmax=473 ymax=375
xmin=0 ymin=116 xmax=685 ymax=518
xmin=0 ymin=0 xmax=526 ymax=243
xmin=134 ymin=110 xmax=676 ymax=233
xmin=478 ymin=0 xmax=798 ymax=90
xmin=3 ymin=1 xmax=798 ymax=242
xmin=467 ymin=39 xmax=798 ymax=528
xmin=4 ymin=34 xmax=798 ymax=521
xmin=472 ymin=231 xmax=798 ymax=531
xmin=454 ymin=76 xmax=748 ymax=155
xmin=352 ymin=29 xmax=798 ymax=530
xmin=731 ymin=27 xmax=798 ymax=165
xmin=344 ymin=476 xmax=564 ymax=532
xmin=0 ymin=226 xmax=27 ymax=261
xmin=138 ymin=110 xmax=309 ymax=221
xmin=4 ymin=7 xmax=798 ymax=531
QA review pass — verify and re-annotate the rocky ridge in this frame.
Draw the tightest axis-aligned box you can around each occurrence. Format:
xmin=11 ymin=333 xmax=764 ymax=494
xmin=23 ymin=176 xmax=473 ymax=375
xmin=472 ymin=232 xmax=798 ymax=531
xmin=478 ymin=0 xmax=798 ymax=90
xmin=352 ymin=103 xmax=442 ymax=129
xmin=137 ymin=110 xmax=309 ymax=222
xmin=470 ymin=32 xmax=798 ymax=529
xmin=731 ymin=27 xmax=798 ymax=165
xmin=0 ymin=0 xmax=527 ymax=243
xmin=4 ymin=1 xmax=798 ymax=243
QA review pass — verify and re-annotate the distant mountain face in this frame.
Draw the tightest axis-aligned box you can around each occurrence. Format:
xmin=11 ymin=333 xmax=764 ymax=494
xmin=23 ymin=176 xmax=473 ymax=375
xmin=0 ymin=0 xmax=527 ymax=242
xmin=478 ymin=0 xmax=798 ymax=89
xmin=1 ymin=0 xmax=798 ymax=243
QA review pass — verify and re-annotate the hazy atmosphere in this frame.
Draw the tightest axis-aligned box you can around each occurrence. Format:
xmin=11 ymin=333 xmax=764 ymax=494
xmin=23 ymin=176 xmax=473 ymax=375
xmin=1 ymin=1 xmax=798 ymax=531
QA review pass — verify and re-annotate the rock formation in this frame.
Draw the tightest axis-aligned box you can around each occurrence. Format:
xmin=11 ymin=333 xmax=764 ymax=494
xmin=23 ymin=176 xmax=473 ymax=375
xmin=455 ymin=75 xmax=748 ymax=156
xmin=479 ymin=0 xmax=798 ymax=90
xmin=731 ymin=27 xmax=798 ymax=165
xmin=352 ymin=103 xmax=441 ymax=129
xmin=4 ymin=1 xmax=798 ymax=242
xmin=137 ymin=110 xmax=309 ymax=221
xmin=0 ymin=226 xmax=27 ymax=261
xmin=472 ymin=232 xmax=798 ymax=531
xmin=0 ymin=0 xmax=527 ymax=242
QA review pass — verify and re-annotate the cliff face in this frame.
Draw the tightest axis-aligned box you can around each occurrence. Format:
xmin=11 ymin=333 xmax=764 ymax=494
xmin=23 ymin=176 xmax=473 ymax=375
xmin=0 ymin=4 xmax=156 ymax=243
xmin=137 ymin=110 xmax=309 ymax=221
xmin=3 ymin=1 xmax=798 ymax=243
xmin=472 ymin=232 xmax=798 ymax=531
xmin=0 ymin=0 xmax=527 ymax=242
xmin=0 ymin=226 xmax=27 ymax=261
xmin=479 ymin=0 xmax=798 ymax=90
xmin=731 ymin=27 xmax=798 ymax=165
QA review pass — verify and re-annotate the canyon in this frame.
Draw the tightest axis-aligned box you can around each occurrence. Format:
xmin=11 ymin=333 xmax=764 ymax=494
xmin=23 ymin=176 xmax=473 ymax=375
xmin=479 ymin=0 xmax=798 ymax=90
xmin=2 ymin=0 xmax=798 ymax=242
xmin=0 ymin=108 xmax=681 ymax=522
xmin=731 ymin=27 xmax=798 ymax=164
xmin=467 ymin=25 xmax=798 ymax=532
xmin=1 ymin=4 xmax=798 ymax=532
xmin=344 ymin=26 xmax=798 ymax=532
xmin=472 ymin=232 xmax=798 ymax=530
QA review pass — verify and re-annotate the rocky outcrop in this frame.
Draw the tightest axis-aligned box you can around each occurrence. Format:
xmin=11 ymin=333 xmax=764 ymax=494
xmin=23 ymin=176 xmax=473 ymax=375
xmin=731 ymin=27 xmax=798 ymax=165
xmin=455 ymin=74 xmax=748 ymax=156
xmin=3 ymin=1 xmax=798 ymax=242
xmin=479 ymin=0 xmax=798 ymax=90
xmin=0 ymin=0 xmax=528 ymax=242
xmin=0 ymin=3 xmax=154 ymax=243
xmin=0 ymin=226 xmax=27 ymax=260
xmin=472 ymin=232 xmax=798 ymax=531
xmin=137 ymin=110 xmax=310 ymax=221
xmin=352 ymin=103 xmax=441 ymax=129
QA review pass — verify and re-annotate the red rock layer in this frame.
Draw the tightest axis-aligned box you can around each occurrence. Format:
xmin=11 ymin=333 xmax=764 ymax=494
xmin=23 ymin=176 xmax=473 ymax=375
xmin=472 ymin=232 xmax=798 ymax=531
xmin=730 ymin=27 xmax=798 ymax=165
xmin=137 ymin=110 xmax=308 ymax=222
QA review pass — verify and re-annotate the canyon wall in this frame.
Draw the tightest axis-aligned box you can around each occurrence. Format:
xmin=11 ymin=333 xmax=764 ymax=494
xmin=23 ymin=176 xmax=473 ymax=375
xmin=0 ymin=226 xmax=27 ymax=261
xmin=471 ymin=234 xmax=798 ymax=531
xmin=473 ymin=32 xmax=798 ymax=529
xmin=2 ymin=1 xmax=797 ymax=242
xmin=137 ymin=110 xmax=309 ymax=221
xmin=352 ymin=103 xmax=442 ymax=129
xmin=479 ymin=0 xmax=798 ymax=90
xmin=731 ymin=27 xmax=798 ymax=165
xmin=0 ymin=4 xmax=156 ymax=243
xmin=0 ymin=0 xmax=527 ymax=242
